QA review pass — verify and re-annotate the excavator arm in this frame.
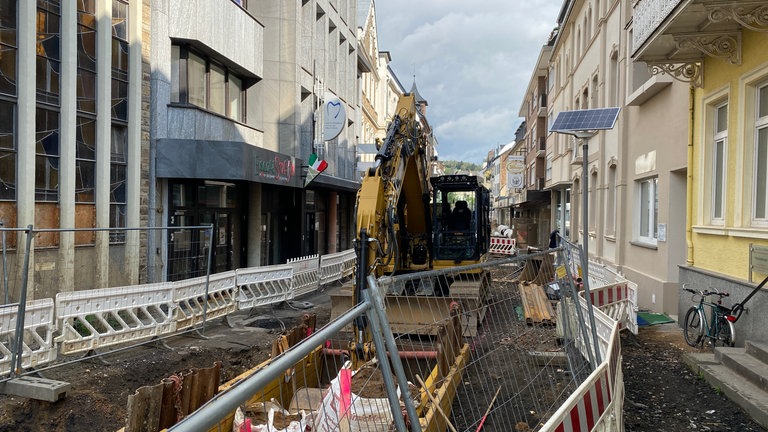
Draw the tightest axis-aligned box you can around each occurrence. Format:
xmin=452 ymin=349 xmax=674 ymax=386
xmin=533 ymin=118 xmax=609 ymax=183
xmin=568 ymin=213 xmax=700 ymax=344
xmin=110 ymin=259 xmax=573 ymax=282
xmin=355 ymin=93 xmax=433 ymax=280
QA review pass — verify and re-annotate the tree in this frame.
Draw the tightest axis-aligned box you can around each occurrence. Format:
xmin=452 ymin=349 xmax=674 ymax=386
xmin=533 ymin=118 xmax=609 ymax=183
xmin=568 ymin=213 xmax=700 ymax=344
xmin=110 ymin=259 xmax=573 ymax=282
xmin=442 ymin=160 xmax=481 ymax=174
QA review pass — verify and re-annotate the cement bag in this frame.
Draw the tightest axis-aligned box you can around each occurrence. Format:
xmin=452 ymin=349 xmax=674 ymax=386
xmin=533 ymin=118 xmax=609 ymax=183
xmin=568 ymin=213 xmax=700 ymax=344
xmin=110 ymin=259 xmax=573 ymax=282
xmin=234 ymin=400 xmax=309 ymax=432
xmin=313 ymin=361 xmax=400 ymax=432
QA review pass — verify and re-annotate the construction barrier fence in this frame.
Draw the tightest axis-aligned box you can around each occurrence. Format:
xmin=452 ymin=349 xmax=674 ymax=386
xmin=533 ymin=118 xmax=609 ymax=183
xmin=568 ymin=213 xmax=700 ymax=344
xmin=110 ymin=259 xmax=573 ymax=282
xmin=0 ymin=225 xmax=356 ymax=378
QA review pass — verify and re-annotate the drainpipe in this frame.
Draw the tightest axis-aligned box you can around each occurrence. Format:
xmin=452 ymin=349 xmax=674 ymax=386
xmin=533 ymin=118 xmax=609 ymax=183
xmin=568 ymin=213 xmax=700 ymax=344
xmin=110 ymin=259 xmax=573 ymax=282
xmin=686 ymin=84 xmax=695 ymax=265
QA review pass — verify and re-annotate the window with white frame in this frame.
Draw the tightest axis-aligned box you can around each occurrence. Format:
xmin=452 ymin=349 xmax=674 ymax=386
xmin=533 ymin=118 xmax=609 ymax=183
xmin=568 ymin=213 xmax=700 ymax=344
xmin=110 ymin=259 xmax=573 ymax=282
xmin=546 ymin=156 xmax=552 ymax=180
xmin=529 ymin=162 xmax=535 ymax=187
xmin=712 ymin=102 xmax=727 ymax=223
xmin=638 ymin=177 xmax=658 ymax=244
xmin=606 ymin=165 xmax=616 ymax=235
xmin=755 ymin=83 xmax=768 ymax=221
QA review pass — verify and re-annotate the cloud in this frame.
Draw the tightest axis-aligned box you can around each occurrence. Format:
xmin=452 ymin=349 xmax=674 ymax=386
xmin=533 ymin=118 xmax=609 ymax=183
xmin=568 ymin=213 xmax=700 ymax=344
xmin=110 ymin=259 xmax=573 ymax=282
xmin=374 ymin=0 xmax=562 ymax=165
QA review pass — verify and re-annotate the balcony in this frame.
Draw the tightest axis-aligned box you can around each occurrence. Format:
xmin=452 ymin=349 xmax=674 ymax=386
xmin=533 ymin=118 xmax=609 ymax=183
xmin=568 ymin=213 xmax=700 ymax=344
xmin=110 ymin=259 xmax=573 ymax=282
xmin=537 ymin=177 xmax=546 ymax=190
xmin=632 ymin=0 xmax=768 ymax=87
xmin=537 ymin=93 xmax=547 ymax=117
xmin=536 ymin=137 xmax=546 ymax=158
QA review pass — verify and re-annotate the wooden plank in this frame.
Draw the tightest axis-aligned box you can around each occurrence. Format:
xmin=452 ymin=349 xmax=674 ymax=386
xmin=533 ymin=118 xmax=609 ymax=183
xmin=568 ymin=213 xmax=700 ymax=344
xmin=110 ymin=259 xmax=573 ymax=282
xmin=519 ymin=283 xmax=555 ymax=325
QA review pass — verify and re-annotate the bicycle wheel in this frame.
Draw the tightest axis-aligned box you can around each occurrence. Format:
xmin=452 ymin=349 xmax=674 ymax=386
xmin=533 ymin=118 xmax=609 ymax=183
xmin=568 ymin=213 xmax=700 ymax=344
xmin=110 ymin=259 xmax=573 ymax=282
xmin=683 ymin=307 xmax=704 ymax=347
xmin=716 ymin=317 xmax=735 ymax=347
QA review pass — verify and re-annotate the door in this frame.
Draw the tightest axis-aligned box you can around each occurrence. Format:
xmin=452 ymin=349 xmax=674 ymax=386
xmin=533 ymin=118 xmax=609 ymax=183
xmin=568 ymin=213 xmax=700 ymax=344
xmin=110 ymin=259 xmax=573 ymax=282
xmin=261 ymin=212 xmax=271 ymax=266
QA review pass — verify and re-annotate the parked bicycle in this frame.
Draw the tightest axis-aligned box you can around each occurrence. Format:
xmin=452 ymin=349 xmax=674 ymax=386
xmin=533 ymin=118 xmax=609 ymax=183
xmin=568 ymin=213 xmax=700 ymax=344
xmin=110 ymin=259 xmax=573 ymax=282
xmin=682 ymin=285 xmax=736 ymax=348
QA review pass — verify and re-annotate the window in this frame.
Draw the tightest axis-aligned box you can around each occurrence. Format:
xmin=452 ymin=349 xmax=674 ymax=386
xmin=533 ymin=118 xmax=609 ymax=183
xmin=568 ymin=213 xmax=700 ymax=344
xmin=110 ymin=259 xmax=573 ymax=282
xmin=188 ymin=52 xmax=206 ymax=107
xmin=606 ymin=165 xmax=616 ymax=235
xmin=36 ymin=0 xmax=61 ymax=105
xmin=609 ymin=50 xmax=618 ymax=106
xmin=0 ymin=0 xmax=17 ymax=97
xmin=171 ymin=45 xmax=247 ymax=122
xmin=0 ymin=0 xmax=17 ymax=201
xmin=589 ymin=170 xmax=597 ymax=231
xmin=712 ymin=103 xmax=727 ymax=222
xmin=110 ymin=0 xmax=128 ymax=243
xmin=591 ymin=75 xmax=599 ymax=108
xmin=77 ymin=0 xmax=96 ymax=113
xmin=548 ymin=64 xmax=555 ymax=92
xmin=35 ymin=107 xmax=59 ymax=202
xmin=0 ymin=100 xmax=14 ymax=200
xmin=529 ymin=162 xmax=535 ymax=187
xmin=638 ymin=177 xmax=658 ymax=244
xmin=75 ymin=116 xmax=96 ymax=203
xmin=755 ymin=83 xmax=768 ymax=221
xmin=545 ymin=156 xmax=552 ymax=181
xmin=112 ymin=0 xmax=128 ymax=121
xmin=110 ymin=125 xmax=127 ymax=243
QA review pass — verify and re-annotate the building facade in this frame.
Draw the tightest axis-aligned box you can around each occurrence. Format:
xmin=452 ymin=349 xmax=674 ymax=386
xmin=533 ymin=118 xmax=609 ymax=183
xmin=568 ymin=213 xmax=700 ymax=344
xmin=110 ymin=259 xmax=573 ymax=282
xmin=147 ymin=0 xmax=361 ymax=281
xmin=1 ymin=0 xmax=145 ymax=299
xmin=633 ymin=0 xmax=768 ymax=340
xmin=516 ymin=44 xmax=553 ymax=249
xmin=545 ymin=0 xmax=689 ymax=314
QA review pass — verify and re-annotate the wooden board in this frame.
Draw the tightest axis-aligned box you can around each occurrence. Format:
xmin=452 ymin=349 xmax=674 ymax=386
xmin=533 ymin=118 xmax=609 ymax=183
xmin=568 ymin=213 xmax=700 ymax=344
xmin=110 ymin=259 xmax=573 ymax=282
xmin=519 ymin=283 xmax=555 ymax=325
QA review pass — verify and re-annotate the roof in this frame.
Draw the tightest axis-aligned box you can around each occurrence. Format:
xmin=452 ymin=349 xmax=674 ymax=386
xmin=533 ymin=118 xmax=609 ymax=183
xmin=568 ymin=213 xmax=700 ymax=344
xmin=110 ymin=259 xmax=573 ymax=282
xmin=409 ymin=81 xmax=428 ymax=106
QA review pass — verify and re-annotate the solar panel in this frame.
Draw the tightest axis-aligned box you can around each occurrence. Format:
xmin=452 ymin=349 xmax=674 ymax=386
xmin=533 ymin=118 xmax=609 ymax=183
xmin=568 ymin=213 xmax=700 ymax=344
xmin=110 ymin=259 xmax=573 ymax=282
xmin=549 ymin=107 xmax=621 ymax=132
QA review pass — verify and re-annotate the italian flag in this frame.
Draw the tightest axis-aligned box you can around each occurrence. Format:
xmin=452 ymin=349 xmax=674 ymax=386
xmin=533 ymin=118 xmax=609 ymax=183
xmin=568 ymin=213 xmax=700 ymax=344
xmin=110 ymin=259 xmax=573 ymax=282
xmin=304 ymin=153 xmax=328 ymax=187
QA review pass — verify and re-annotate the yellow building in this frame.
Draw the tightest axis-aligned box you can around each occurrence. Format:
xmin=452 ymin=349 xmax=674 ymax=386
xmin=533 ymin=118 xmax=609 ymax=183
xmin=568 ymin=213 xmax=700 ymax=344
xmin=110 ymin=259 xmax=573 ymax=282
xmin=633 ymin=0 xmax=768 ymax=342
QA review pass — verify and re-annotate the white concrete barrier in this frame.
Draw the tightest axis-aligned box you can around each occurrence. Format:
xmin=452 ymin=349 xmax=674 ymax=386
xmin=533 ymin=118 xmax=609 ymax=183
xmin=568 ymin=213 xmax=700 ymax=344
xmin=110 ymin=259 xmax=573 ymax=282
xmin=55 ymin=282 xmax=176 ymax=355
xmin=287 ymin=254 xmax=320 ymax=298
xmin=173 ymin=270 xmax=238 ymax=330
xmin=0 ymin=299 xmax=57 ymax=376
xmin=236 ymin=265 xmax=294 ymax=310
xmin=318 ymin=249 xmax=355 ymax=285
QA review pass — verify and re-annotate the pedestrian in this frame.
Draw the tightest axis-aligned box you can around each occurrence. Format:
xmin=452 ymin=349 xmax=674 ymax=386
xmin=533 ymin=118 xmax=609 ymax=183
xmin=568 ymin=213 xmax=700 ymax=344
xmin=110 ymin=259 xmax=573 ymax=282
xmin=548 ymin=228 xmax=559 ymax=249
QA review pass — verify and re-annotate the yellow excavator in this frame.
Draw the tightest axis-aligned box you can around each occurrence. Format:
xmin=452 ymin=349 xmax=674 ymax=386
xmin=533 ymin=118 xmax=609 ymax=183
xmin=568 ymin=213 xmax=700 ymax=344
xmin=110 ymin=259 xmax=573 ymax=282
xmin=331 ymin=92 xmax=492 ymax=366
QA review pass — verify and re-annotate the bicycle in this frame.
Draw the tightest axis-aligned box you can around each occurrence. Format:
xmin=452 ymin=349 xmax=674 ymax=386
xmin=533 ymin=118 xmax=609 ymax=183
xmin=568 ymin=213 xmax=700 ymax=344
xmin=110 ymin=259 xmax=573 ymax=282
xmin=682 ymin=285 xmax=736 ymax=348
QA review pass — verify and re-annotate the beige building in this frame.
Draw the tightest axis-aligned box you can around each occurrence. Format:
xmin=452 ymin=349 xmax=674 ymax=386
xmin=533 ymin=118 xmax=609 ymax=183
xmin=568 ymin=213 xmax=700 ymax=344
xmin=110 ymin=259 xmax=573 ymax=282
xmin=516 ymin=44 xmax=553 ymax=249
xmin=545 ymin=0 xmax=689 ymax=314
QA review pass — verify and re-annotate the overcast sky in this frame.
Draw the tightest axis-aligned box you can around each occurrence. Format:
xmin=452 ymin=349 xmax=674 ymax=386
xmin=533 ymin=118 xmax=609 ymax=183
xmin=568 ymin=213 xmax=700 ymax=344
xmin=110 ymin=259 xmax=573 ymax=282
xmin=374 ymin=0 xmax=563 ymax=166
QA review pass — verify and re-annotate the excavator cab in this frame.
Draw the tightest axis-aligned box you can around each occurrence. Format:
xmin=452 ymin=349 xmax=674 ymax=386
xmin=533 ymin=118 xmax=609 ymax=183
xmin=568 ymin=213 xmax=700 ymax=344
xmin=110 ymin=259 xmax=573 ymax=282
xmin=430 ymin=175 xmax=491 ymax=264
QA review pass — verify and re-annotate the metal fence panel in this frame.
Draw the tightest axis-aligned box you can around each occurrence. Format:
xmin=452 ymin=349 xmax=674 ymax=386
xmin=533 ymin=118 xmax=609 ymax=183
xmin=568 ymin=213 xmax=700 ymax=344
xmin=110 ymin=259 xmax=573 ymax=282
xmin=236 ymin=265 xmax=294 ymax=310
xmin=173 ymin=270 xmax=238 ymax=330
xmin=54 ymin=282 xmax=176 ymax=355
xmin=0 ymin=299 xmax=57 ymax=376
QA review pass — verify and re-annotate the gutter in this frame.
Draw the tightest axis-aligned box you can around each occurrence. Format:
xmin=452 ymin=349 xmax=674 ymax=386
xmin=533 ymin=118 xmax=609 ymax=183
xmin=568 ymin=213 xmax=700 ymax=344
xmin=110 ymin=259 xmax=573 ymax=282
xmin=686 ymin=84 xmax=695 ymax=265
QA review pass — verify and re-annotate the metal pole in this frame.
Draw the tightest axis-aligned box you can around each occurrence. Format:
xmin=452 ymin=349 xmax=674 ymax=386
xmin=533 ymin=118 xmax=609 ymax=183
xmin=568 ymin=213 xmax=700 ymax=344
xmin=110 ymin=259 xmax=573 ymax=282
xmin=199 ymin=224 xmax=214 ymax=335
xmin=367 ymin=275 xmax=423 ymax=432
xmin=10 ymin=225 xmax=34 ymax=378
xmin=168 ymin=301 xmax=372 ymax=432
xmin=580 ymin=139 xmax=602 ymax=365
xmin=1 ymin=221 xmax=8 ymax=305
xmin=361 ymin=286 xmax=410 ymax=432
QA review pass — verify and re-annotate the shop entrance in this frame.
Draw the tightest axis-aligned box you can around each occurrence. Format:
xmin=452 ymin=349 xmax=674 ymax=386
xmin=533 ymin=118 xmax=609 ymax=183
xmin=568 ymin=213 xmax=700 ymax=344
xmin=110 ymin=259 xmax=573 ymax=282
xmin=167 ymin=181 xmax=244 ymax=280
